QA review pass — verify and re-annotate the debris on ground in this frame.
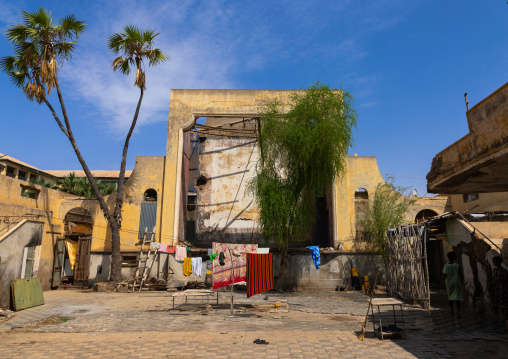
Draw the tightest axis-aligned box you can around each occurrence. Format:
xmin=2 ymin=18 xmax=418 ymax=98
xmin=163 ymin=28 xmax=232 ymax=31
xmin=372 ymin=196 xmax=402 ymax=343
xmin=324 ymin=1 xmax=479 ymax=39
xmin=10 ymin=316 xmax=73 ymax=331
xmin=0 ymin=309 xmax=14 ymax=323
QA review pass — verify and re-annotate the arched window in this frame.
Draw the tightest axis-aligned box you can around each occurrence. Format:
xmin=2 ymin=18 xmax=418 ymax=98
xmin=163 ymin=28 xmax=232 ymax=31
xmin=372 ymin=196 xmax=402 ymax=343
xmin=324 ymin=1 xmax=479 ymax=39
xmin=415 ymin=209 xmax=438 ymax=223
xmin=355 ymin=188 xmax=368 ymax=200
xmin=143 ymin=189 xmax=157 ymax=201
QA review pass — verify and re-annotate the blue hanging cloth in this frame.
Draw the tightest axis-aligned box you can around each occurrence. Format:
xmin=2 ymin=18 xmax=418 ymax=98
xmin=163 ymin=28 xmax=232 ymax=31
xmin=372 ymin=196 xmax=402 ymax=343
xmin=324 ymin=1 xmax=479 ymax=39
xmin=306 ymin=246 xmax=320 ymax=270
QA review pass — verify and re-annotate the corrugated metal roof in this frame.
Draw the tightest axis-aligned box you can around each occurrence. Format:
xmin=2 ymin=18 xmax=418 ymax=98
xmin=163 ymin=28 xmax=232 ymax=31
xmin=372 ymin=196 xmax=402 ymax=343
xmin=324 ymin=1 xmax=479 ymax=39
xmin=45 ymin=170 xmax=132 ymax=178
xmin=138 ymin=202 xmax=157 ymax=238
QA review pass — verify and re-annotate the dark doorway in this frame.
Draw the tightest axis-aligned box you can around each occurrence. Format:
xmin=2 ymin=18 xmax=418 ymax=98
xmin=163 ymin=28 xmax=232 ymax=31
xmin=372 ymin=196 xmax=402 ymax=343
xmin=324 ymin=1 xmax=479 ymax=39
xmin=315 ymin=196 xmax=329 ymax=247
xmin=427 ymin=239 xmax=444 ymax=286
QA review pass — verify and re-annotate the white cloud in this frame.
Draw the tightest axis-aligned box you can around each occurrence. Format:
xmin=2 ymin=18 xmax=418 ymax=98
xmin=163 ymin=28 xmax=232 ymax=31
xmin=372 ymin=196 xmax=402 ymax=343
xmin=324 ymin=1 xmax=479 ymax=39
xmin=54 ymin=0 xmax=413 ymax=133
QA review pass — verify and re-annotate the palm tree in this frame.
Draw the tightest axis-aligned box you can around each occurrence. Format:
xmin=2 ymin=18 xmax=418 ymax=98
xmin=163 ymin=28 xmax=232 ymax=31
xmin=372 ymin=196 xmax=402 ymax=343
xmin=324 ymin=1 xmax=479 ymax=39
xmin=57 ymin=172 xmax=80 ymax=194
xmin=107 ymin=26 xmax=167 ymax=242
xmin=0 ymin=8 xmax=123 ymax=281
xmin=29 ymin=177 xmax=59 ymax=190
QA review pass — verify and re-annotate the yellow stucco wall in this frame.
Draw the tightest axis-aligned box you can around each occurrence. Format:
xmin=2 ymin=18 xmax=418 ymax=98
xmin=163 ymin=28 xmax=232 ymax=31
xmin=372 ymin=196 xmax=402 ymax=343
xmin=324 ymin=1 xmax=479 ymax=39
xmin=0 ymin=156 xmax=166 ymax=289
xmin=335 ymin=156 xmax=449 ymax=251
xmin=448 ymin=192 xmax=508 ymax=213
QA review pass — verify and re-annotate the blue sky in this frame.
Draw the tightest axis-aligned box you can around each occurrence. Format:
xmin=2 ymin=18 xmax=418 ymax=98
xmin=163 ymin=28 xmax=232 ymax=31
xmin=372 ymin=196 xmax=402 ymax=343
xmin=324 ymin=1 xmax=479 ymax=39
xmin=0 ymin=0 xmax=507 ymax=196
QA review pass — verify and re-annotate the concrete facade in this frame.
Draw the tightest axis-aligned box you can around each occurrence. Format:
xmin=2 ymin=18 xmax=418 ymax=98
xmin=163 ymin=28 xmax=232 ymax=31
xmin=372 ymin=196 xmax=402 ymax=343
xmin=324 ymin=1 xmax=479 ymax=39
xmin=427 ymin=82 xmax=508 ymax=194
xmin=0 ymin=88 xmax=458 ymax=303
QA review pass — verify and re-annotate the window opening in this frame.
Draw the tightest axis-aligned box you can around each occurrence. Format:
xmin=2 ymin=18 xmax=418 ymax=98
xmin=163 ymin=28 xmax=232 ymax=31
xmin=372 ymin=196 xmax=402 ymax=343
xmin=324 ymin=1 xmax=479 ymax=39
xmin=121 ymin=254 xmax=138 ymax=267
xmin=21 ymin=184 xmax=39 ymax=199
xmin=187 ymin=192 xmax=197 ymax=211
xmin=6 ymin=166 xmax=16 ymax=178
xmin=18 ymin=170 xmax=27 ymax=181
xmin=144 ymin=189 xmax=157 ymax=201
xmin=21 ymin=246 xmax=36 ymax=278
xmin=463 ymin=193 xmax=479 ymax=203
xmin=355 ymin=188 xmax=368 ymax=200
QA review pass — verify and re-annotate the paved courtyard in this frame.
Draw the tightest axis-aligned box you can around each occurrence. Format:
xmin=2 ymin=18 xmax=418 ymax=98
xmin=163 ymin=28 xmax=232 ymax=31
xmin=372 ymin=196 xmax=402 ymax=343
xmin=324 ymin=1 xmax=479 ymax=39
xmin=0 ymin=288 xmax=507 ymax=358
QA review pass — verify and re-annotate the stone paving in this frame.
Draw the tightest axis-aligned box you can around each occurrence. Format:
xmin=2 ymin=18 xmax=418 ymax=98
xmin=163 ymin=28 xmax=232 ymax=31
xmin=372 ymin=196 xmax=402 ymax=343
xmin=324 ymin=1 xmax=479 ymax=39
xmin=0 ymin=289 xmax=507 ymax=358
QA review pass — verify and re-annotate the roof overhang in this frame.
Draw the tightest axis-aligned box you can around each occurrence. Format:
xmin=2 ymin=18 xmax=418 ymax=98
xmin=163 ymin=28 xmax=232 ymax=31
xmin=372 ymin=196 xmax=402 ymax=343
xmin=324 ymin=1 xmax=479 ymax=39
xmin=427 ymin=82 xmax=508 ymax=194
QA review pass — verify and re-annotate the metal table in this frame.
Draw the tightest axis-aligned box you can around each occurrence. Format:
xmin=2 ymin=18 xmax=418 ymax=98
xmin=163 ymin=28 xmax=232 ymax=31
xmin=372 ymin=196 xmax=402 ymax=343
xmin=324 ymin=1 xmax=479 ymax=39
xmin=171 ymin=289 xmax=219 ymax=309
xmin=370 ymin=297 xmax=406 ymax=340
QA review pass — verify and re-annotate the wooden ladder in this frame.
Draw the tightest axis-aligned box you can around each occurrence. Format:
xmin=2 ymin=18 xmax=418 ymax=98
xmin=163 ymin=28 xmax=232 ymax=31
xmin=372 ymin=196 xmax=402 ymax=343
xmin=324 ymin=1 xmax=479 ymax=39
xmin=132 ymin=227 xmax=156 ymax=292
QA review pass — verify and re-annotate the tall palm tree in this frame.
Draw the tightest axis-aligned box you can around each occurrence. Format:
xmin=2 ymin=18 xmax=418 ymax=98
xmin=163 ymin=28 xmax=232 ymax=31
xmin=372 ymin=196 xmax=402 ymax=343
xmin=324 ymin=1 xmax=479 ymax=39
xmin=107 ymin=26 xmax=168 ymax=237
xmin=0 ymin=8 xmax=124 ymax=281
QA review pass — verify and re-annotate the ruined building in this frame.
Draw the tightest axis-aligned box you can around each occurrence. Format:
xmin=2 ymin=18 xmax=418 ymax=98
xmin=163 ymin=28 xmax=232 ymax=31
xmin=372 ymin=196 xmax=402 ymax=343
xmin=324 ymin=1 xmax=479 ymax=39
xmin=1 ymin=89 xmax=448 ymax=307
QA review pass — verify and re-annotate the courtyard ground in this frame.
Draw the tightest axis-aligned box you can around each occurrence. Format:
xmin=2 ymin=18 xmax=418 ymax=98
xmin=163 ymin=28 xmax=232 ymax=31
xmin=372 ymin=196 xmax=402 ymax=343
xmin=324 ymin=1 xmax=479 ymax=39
xmin=0 ymin=288 xmax=507 ymax=358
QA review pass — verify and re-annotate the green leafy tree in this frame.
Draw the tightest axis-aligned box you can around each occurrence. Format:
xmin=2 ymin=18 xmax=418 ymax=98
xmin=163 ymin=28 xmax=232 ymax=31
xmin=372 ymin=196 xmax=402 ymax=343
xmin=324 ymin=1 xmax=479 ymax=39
xmin=29 ymin=177 xmax=59 ymax=189
xmin=56 ymin=173 xmax=115 ymax=197
xmin=250 ymin=82 xmax=358 ymax=289
xmin=1 ymin=8 xmax=168 ymax=282
xmin=360 ymin=178 xmax=416 ymax=259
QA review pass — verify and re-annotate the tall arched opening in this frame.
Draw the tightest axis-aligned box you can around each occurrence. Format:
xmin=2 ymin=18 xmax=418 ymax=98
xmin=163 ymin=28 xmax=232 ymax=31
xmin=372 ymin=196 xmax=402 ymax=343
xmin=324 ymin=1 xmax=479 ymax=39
xmin=56 ymin=207 xmax=93 ymax=285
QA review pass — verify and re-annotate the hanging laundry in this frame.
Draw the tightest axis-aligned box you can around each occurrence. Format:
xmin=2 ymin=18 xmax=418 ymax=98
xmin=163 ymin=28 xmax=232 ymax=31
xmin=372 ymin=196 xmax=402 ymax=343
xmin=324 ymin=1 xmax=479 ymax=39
xmin=150 ymin=242 xmax=160 ymax=251
xmin=219 ymin=252 xmax=225 ymax=266
xmin=246 ymin=253 xmax=273 ymax=298
xmin=191 ymin=257 xmax=202 ymax=277
xmin=183 ymin=257 xmax=192 ymax=276
xmin=175 ymin=246 xmax=187 ymax=261
xmin=211 ymin=242 xmax=258 ymax=290
xmin=158 ymin=244 xmax=175 ymax=253
xmin=64 ymin=239 xmax=77 ymax=270
xmin=307 ymin=246 xmax=321 ymax=270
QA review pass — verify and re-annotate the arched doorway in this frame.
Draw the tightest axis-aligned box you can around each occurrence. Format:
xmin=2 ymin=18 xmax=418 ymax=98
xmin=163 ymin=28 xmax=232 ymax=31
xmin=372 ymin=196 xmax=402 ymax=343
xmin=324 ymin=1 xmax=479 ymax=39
xmin=57 ymin=207 xmax=93 ymax=285
xmin=415 ymin=209 xmax=438 ymax=223
xmin=415 ymin=209 xmax=442 ymax=286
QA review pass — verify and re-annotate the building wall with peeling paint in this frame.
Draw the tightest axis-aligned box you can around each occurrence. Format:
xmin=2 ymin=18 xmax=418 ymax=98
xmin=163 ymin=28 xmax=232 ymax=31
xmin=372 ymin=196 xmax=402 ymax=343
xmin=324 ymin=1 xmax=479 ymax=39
xmin=335 ymin=156 xmax=450 ymax=251
xmin=194 ymin=137 xmax=261 ymax=246
xmin=0 ymin=156 xmax=166 ymax=300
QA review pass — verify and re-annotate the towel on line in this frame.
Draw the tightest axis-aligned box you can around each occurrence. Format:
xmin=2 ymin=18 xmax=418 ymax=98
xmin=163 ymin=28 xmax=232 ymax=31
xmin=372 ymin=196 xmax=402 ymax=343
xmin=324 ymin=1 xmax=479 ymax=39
xmin=247 ymin=253 xmax=273 ymax=298
xmin=183 ymin=257 xmax=192 ymax=276
xmin=307 ymin=246 xmax=320 ymax=270
xmin=175 ymin=246 xmax=187 ymax=261
xmin=191 ymin=257 xmax=202 ymax=277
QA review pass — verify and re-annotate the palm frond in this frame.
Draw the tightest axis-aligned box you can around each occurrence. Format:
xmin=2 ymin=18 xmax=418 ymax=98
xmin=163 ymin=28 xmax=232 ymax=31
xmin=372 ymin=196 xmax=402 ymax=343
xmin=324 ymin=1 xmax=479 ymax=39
xmin=108 ymin=25 xmax=167 ymax=88
xmin=141 ymin=29 xmax=158 ymax=44
xmin=123 ymin=25 xmax=142 ymax=42
xmin=107 ymin=33 xmax=124 ymax=53
xmin=6 ymin=25 xmax=29 ymax=42
xmin=58 ymin=14 xmax=86 ymax=38
xmin=22 ymin=8 xmax=53 ymax=28
xmin=57 ymin=42 xmax=77 ymax=59
xmin=0 ymin=56 xmax=29 ymax=88
xmin=112 ymin=57 xmax=132 ymax=75
xmin=146 ymin=48 xmax=168 ymax=66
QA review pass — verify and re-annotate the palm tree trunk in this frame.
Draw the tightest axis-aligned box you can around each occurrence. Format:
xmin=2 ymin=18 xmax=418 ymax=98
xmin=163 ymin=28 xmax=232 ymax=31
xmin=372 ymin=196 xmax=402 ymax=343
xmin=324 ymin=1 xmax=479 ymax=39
xmin=50 ymin=78 xmax=122 ymax=282
xmin=113 ymin=88 xmax=144 ymax=228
